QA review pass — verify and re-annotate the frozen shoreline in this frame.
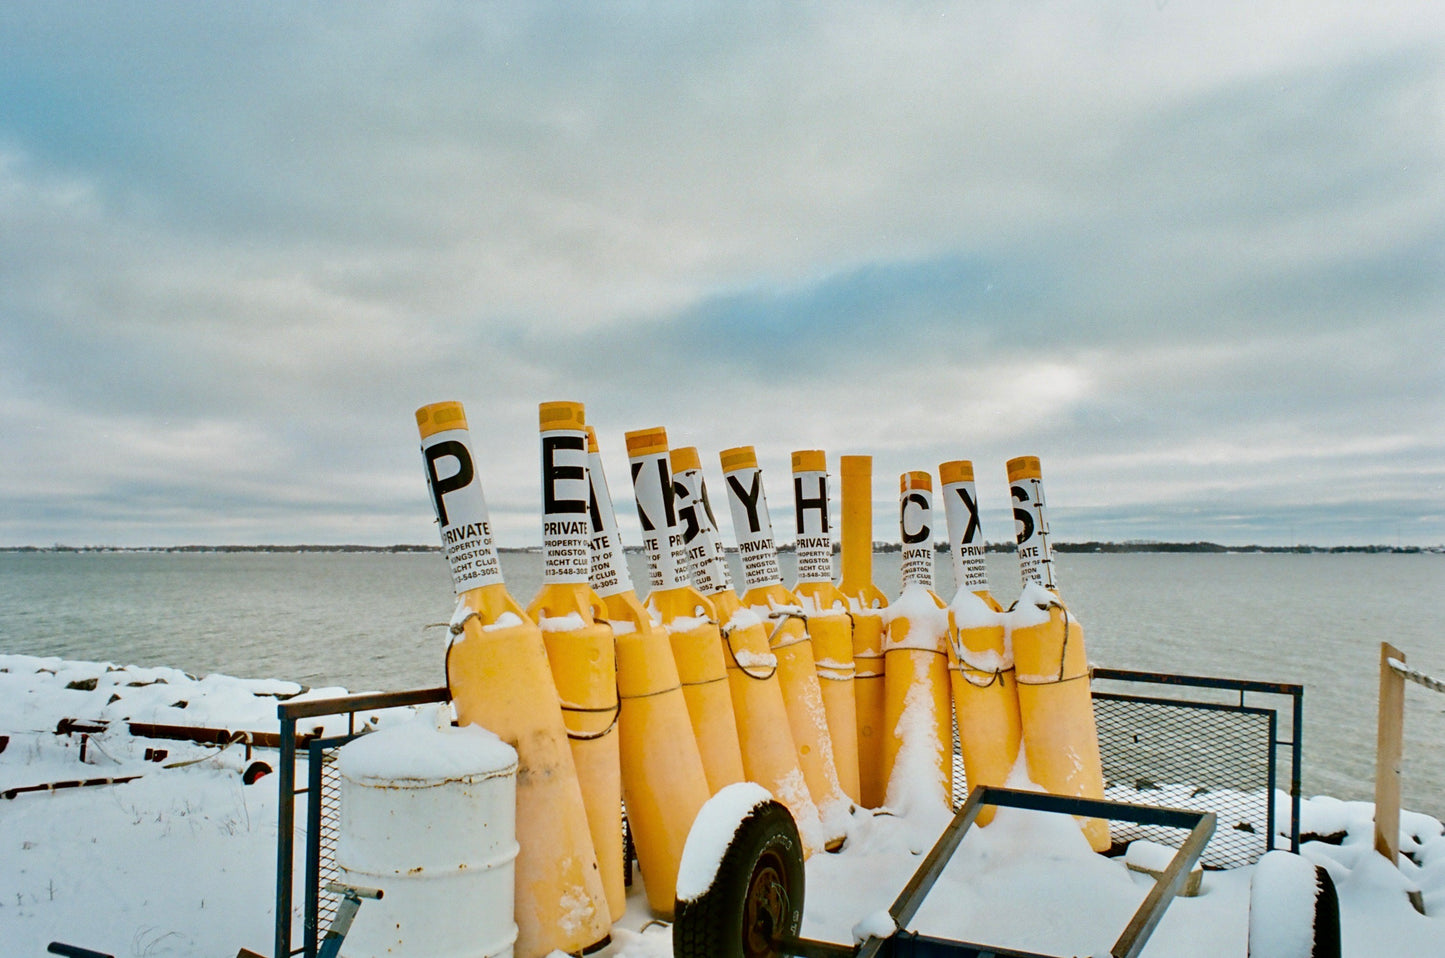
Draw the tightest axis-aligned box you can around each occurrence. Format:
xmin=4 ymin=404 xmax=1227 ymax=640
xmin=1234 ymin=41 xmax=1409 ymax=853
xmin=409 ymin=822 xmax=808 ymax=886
xmin=2 ymin=653 xmax=1443 ymax=957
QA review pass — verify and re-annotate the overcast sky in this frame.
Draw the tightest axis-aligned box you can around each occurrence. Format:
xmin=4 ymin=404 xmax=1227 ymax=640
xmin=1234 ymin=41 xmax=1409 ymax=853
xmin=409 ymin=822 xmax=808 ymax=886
xmin=1 ymin=1 xmax=1441 ymax=550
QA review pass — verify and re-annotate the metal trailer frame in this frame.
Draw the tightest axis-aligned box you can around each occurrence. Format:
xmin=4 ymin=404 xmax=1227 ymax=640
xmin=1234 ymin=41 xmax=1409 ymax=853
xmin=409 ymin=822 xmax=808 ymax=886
xmin=774 ymin=787 xmax=1217 ymax=958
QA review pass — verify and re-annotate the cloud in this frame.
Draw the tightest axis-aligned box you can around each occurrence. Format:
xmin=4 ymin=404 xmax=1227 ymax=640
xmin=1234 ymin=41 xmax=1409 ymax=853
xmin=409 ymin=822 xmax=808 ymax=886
xmin=0 ymin=2 xmax=1441 ymax=548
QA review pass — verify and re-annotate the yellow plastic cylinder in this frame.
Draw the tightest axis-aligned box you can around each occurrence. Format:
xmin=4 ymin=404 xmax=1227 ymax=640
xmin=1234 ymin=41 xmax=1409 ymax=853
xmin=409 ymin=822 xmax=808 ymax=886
xmin=526 ymin=402 xmax=624 ymax=921
xmin=415 ymin=402 xmax=610 ymax=958
xmin=883 ymin=471 xmax=954 ymax=812
xmin=839 ymin=454 xmax=889 ymax=809
xmin=940 ymin=459 xmax=1021 ymax=826
xmin=627 ymin=428 xmax=746 ymax=795
xmin=791 ymin=449 xmax=861 ymax=805
xmin=721 ymin=446 xmax=851 ymax=847
xmin=1007 ymin=455 xmax=1109 ymax=852
xmin=670 ymin=449 xmax=825 ymax=855
xmin=609 ymin=590 xmax=713 ymax=917
xmin=652 ymin=584 xmax=746 ymax=793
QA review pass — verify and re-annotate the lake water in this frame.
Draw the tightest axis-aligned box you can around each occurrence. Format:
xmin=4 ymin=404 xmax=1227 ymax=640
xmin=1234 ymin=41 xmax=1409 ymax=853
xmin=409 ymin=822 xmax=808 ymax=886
xmin=2 ymin=549 xmax=1441 ymax=817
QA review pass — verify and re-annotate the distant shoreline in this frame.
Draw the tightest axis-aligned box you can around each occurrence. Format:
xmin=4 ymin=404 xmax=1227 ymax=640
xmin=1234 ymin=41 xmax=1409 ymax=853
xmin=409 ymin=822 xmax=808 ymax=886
xmin=4 ymin=541 xmax=1437 ymax=555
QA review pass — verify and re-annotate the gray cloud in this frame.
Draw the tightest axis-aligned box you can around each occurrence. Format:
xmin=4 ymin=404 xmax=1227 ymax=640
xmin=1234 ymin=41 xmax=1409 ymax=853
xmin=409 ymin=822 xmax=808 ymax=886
xmin=1 ymin=1 xmax=1441 ymax=548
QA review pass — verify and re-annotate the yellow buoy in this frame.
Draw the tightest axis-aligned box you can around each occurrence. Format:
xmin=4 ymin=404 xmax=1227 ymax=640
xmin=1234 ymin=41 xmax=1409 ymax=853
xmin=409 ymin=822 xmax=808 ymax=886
xmin=625 ymin=428 xmax=745 ymax=794
xmin=415 ymin=401 xmax=610 ymax=958
xmin=720 ymin=446 xmax=852 ymax=847
xmin=790 ymin=450 xmax=861 ymax=805
xmin=671 ymin=446 xmax=826 ymax=855
xmin=1006 ymin=455 xmax=1109 ymax=852
xmin=939 ymin=459 xmax=1020 ymax=825
xmin=524 ymin=402 xmax=625 ymax=921
xmin=839 ymin=455 xmax=889 ymax=810
xmin=585 ymin=425 xmax=710 ymax=917
xmin=882 ymin=471 xmax=953 ymax=814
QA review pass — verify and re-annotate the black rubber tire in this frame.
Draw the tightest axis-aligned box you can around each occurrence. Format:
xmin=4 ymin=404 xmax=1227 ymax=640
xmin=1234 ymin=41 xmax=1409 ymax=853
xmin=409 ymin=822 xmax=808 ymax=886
xmin=673 ymin=800 xmax=806 ymax=958
xmin=1248 ymin=855 xmax=1342 ymax=958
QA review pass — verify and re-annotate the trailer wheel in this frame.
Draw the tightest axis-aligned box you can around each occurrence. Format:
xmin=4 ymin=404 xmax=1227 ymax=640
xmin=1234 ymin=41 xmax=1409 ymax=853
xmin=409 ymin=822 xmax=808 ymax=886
xmin=674 ymin=796 xmax=805 ymax=958
xmin=1247 ymin=851 xmax=1341 ymax=958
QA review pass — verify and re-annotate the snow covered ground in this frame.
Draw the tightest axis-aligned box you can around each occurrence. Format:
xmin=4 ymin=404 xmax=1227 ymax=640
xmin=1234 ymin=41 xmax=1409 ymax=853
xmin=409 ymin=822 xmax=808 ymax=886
xmin=2 ymin=653 xmax=1443 ymax=957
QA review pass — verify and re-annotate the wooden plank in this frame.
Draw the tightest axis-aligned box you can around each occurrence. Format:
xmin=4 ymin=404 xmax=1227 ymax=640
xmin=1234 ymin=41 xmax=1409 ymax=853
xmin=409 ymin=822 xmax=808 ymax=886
xmin=1373 ymin=642 xmax=1405 ymax=864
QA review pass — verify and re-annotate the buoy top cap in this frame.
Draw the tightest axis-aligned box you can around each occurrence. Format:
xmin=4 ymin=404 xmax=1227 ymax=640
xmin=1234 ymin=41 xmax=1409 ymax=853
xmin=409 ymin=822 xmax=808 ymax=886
xmin=900 ymin=471 xmax=932 ymax=492
xmin=1007 ymin=456 xmax=1043 ymax=481
xmin=939 ymin=460 xmax=975 ymax=484
xmin=719 ymin=446 xmax=758 ymax=473
xmin=625 ymin=427 xmax=669 ymax=456
xmin=670 ymin=446 xmax=701 ymax=474
xmin=416 ymin=401 xmax=467 ymax=439
xmin=585 ymin=425 xmax=600 ymax=454
xmin=539 ymin=401 xmax=585 ymax=432
xmin=791 ymin=450 xmax=826 ymax=473
xmin=840 ymin=455 xmax=872 ymax=477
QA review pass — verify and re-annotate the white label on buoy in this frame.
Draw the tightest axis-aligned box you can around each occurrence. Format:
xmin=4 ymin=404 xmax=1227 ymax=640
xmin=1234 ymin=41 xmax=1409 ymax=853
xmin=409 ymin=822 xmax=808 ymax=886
xmin=942 ymin=478 xmax=990 ymax=594
xmin=899 ymin=484 xmax=934 ymax=590
xmin=586 ymin=448 xmax=634 ymax=598
xmin=675 ymin=467 xmax=734 ymax=595
xmin=724 ymin=465 xmax=782 ymax=588
xmin=793 ymin=469 xmax=834 ymax=584
xmin=629 ymin=449 xmax=692 ymax=591
xmin=420 ymin=428 xmax=505 ymax=592
xmin=1011 ymin=475 xmax=1054 ymax=589
xmin=541 ymin=427 xmax=591 ymax=583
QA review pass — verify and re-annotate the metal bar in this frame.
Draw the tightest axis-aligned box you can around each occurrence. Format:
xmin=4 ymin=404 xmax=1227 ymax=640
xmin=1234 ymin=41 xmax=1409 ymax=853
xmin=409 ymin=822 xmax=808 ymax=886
xmin=126 ymin=721 xmax=317 ymax=749
xmin=774 ymin=936 xmax=858 ymax=958
xmin=1092 ymin=691 xmax=1274 ymax=718
xmin=1109 ymin=811 xmax=1215 ymax=958
xmin=304 ymin=737 xmax=327 ymax=958
xmin=2 ymin=775 xmax=142 ymax=799
xmin=1266 ymin=709 xmax=1277 ymax=853
xmin=278 ymin=685 xmax=450 ymax=722
xmin=275 ymin=712 xmax=297 ymax=958
xmin=1291 ymin=686 xmax=1304 ymax=854
xmin=891 ymin=931 xmax=1061 ymax=957
xmin=1091 ymin=668 xmax=1303 ymax=698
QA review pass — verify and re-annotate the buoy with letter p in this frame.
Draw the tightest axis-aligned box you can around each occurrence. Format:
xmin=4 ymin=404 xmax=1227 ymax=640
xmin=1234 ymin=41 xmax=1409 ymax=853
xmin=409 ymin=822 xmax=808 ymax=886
xmin=415 ymin=400 xmax=610 ymax=958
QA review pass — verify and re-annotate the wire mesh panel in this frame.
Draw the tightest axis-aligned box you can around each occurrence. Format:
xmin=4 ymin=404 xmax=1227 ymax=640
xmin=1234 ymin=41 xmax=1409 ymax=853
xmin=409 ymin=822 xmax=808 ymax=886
xmin=948 ymin=670 xmax=1301 ymax=870
xmin=1094 ymin=695 xmax=1274 ymax=868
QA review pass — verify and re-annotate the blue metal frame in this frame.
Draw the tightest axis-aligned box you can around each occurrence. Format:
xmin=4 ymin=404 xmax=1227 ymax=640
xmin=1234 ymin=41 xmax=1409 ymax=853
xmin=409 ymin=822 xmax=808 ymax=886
xmin=1091 ymin=668 xmax=1303 ymax=855
xmin=273 ymin=686 xmax=450 ymax=958
xmin=774 ymin=787 xmax=1216 ymax=958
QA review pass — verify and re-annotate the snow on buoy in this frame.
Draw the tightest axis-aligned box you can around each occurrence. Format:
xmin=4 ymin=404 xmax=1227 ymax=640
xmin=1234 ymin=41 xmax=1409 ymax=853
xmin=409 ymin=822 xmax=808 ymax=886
xmin=671 ymin=446 xmax=825 ymax=857
xmin=882 ymin=471 xmax=953 ymax=818
xmin=627 ymin=430 xmax=745 ymax=796
xmin=940 ymin=458 xmax=1021 ymax=826
xmin=721 ymin=445 xmax=851 ymax=849
xmin=790 ymin=449 xmax=862 ymax=806
xmin=524 ymin=402 xmax=625 ymax=922
xmin=416 ymin=401 xmax=611 ymax=957
xmin=1006 ymin=455 xmax=1109 ymax=852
